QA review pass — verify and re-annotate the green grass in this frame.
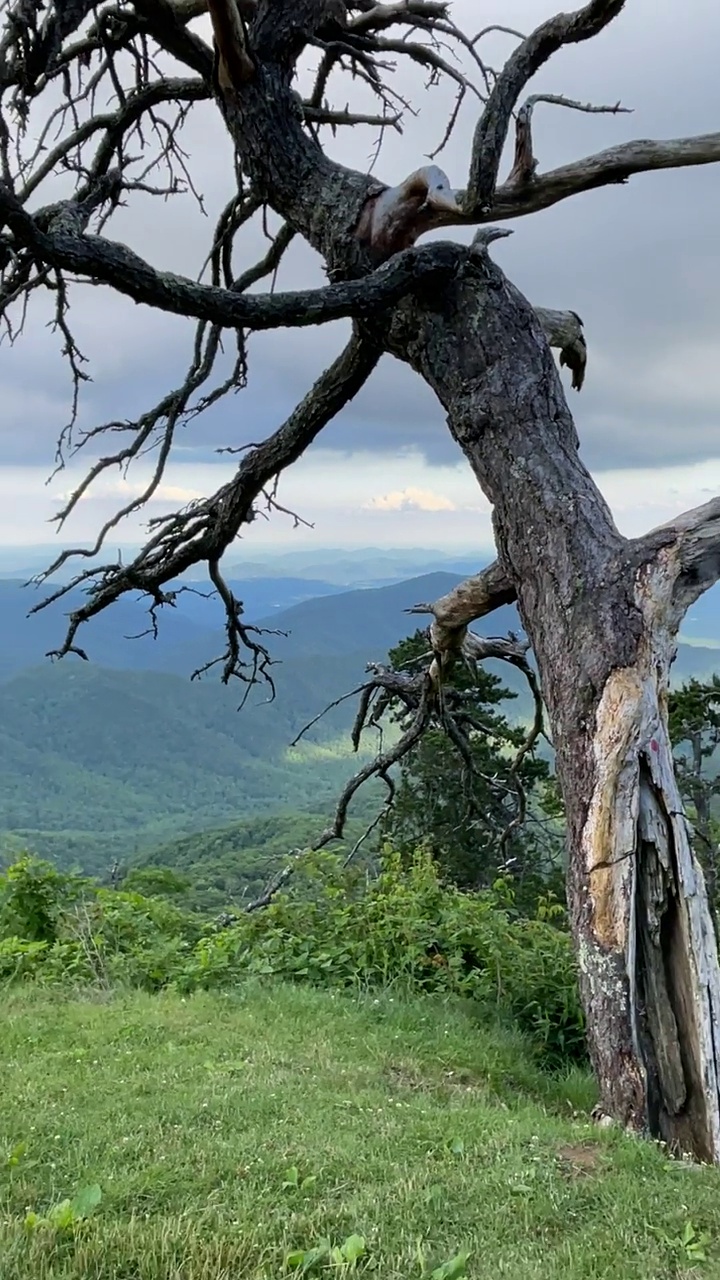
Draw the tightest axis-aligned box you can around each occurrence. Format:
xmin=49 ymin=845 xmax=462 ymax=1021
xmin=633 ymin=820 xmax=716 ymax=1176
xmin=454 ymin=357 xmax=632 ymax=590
xmin=1 ymin=983 xmax=720 ymax=1279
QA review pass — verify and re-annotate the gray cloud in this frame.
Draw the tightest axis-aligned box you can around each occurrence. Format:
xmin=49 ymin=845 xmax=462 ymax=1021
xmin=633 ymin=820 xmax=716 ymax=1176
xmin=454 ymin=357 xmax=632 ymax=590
xmin=1 ymin=0 xmax=720 ymax=485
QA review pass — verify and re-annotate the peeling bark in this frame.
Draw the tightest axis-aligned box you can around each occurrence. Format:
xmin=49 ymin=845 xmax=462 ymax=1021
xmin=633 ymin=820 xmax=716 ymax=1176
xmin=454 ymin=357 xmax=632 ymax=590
xmin=575 ymin=599 xmax=720 ymax=1159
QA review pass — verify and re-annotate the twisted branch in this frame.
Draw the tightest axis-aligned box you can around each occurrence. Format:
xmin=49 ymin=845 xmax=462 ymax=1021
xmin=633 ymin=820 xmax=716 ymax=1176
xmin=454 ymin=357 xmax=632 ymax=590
xmin=0 ymin=188 xmax=466 ymax=328
xmin=466 ymin=0 xmax=626 ymax=213
xmin=506 ymin=93 xmax=631 ymax=187
xmin=32 ymin=326 xmax=384 ymax=678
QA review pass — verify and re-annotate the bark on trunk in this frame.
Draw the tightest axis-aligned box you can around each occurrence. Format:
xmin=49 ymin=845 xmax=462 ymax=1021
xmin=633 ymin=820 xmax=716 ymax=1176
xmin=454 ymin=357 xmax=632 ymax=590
xmin=384 ymin=244 xmax=720 ymax=1161
xmin=569 ymin=614 xmax=720 ymax=1159
xmin=687 ymin=737 xmax=719 ymax=912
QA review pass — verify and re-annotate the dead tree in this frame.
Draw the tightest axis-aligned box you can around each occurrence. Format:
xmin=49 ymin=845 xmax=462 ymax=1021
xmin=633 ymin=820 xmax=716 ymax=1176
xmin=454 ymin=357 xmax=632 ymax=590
xmin=2 ymin=0 xmax=720 ymax=1160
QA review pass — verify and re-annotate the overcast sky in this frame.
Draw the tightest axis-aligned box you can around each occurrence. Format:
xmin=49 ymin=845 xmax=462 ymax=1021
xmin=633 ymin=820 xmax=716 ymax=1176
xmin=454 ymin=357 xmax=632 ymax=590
xmin=1 ymin=0 xmax=720 ymax=558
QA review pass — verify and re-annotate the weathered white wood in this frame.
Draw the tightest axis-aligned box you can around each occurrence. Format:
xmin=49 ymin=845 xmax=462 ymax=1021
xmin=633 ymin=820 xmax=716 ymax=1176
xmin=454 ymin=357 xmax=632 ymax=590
xmin=573 ymin=559 xmax=720 ymax=1159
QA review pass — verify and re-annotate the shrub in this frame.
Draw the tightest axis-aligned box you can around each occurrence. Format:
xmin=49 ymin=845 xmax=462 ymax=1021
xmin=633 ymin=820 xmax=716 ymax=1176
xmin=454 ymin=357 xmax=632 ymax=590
xmin=0 ymin=849 xmax=584 ymax=1064
xmin=53 ymin=889 xmax=204 ymax=991
xmin=179 ymin=848 xmax=585 ymax=1064
xmin=0 ymin=936 xmax=49 ymax=981
xmin=0 ymin=858 xmax=204 ymax=992
xmin=0 ymin=855 xmax=85 ymax=944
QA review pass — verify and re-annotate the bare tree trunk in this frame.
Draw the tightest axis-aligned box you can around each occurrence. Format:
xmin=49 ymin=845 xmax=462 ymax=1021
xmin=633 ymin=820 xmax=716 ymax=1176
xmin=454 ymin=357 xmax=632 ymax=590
xmin=562 ymin=622 xmax=720 ymax=1158
xmin=386 ymin=242 xmax=720 ymax=1159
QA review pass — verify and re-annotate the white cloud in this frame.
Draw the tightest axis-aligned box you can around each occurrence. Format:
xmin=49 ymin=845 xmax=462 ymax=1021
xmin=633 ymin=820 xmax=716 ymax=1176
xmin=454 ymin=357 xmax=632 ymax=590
xmin=364 ymin=487 xmax=457 ymax=513
xmin=2 ymin=450 xmax=720 ymax=559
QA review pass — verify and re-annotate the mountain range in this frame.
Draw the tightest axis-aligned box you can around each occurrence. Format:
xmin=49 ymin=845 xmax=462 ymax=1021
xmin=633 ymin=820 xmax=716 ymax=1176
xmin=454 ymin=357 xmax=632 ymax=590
xmin=1 ymin=555 xmax=719 ymax=880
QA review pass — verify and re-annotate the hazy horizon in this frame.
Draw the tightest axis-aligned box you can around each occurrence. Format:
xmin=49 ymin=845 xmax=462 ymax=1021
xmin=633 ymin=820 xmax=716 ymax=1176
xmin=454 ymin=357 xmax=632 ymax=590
xmin=0 ymin=542 xmax=487 ymax=571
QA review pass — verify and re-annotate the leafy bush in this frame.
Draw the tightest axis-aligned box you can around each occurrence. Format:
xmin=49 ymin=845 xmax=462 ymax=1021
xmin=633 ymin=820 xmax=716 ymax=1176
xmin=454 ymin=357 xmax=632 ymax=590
xmin=0 ymin=857 xmax=203 ymax=991
xmin=0 ymin=850 xmax=584 ymax=1064
xmin=179 ymin=848 xmax=585 ymax=1064
xmin=0 ymin=855 xmax=84 ymax=943
xmin=0 ymin=936 xmax=49 ymax=981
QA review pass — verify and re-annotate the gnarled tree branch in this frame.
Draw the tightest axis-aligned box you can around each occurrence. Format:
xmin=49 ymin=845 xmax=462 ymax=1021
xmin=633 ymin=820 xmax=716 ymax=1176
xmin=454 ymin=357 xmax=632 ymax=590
xmin=407 ymin=561 xmax=517 ymax=635
xmin=32 ymin=325 xmax=384 ymax=670
xmin=0 ymin=185 xmax=466 ymax=328
xmin=465 ymin=0 xmax=626 ymax=214
xmin=634 ymin=498 xmax=720 ymax=627
xmin=488 ymin=133 xmax=720 ymax=223
xmin=506 ymin=93 xmax=631 ymax=187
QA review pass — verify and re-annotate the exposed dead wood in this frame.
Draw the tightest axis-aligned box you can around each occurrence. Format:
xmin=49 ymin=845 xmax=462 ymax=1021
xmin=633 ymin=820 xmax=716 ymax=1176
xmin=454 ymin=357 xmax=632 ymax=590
xmin=573 ymin=556 xmax=720 ymax=1157
xmin=506 ymin=94 xmax=630 ymax=187
xmin=534 ymin=306 xmax=588 ymax=391
xmin=206 ymin=0 xmax=254 ymax=90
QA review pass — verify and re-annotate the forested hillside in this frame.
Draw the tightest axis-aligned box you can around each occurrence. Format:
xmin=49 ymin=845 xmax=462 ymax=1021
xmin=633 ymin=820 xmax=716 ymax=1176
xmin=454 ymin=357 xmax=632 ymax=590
xmin=1 ymin=564 xmax=718 ymax=887
xmin=129 ymin=806 xmax=383 ymax=912
xmin=0 ymin=659 xmax=383 ymax=875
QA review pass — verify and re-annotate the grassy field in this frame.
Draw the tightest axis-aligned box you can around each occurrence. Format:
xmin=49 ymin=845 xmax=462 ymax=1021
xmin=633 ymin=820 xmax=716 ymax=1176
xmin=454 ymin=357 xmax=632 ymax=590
xmin=2 ymin=983 xmax=720 ymax=1279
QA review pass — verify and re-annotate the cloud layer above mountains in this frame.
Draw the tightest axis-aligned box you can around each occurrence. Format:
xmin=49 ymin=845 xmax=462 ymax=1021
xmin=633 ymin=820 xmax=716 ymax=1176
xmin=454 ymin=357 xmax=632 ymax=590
xmin=1 ymin=0 xmax=719 ymax=553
